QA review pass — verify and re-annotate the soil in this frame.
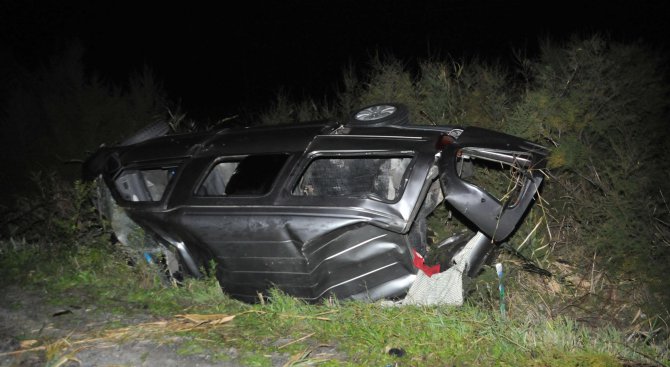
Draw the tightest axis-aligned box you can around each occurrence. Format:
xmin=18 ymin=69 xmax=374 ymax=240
xmin=0 ymin=285 xmax=334 ymax=367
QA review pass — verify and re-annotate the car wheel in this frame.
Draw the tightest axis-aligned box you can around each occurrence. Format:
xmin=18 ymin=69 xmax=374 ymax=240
xmin=348 ymin=103 xmax=410 ymax=127
xmin=119 ymin=121 xmax=171 ymax=146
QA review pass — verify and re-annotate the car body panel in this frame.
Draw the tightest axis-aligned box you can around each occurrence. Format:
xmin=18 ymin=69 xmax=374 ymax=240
xmin=84 ymin=110 xmax=547 ymax=302
xmin=438 ymin=127 xmax=547 ymax=242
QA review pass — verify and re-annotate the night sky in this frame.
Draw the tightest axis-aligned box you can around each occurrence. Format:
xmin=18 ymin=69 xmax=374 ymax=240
xmin=2 ymin=0 xmax=669 ymax=120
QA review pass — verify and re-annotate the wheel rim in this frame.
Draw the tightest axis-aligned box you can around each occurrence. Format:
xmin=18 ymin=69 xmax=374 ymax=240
xmin=355 ymin=105 xmax=396 ymax=121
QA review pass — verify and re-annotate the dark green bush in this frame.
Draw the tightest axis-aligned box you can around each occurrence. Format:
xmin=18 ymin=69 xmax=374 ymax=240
xmin=508 ymin=36 xmax=670 ymax=285
xmin=0 ymin=41 xmax=169 ymax=203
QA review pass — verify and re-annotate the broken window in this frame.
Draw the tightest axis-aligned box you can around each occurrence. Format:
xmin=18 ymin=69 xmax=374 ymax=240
xmin=293 ymin=156 xmax=411 ymax=201
xmin=457 ymin=148 xmax=529 ymax=204
xmin=114 ymin=168 xmax=176 ymax=202
xmin=197 ymin=154 xmax=290 ymax=196
xmin=196 ymin=161 xmax=239 ymax=196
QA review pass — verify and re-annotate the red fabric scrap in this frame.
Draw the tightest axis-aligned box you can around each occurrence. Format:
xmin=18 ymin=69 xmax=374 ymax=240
xmin=411 ymin=248 xmax=441 ymax=277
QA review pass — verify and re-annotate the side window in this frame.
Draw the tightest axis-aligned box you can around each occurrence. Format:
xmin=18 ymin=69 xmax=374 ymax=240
xmin=114 ymin=168 xmax=176 ymax=202
xmin=196 ymin=161 xmax=239 ymax=196
xmin=196 ymin=154 xmax=290 ymax=196
xmin=293 ymin=156 xmax=412 ymax=201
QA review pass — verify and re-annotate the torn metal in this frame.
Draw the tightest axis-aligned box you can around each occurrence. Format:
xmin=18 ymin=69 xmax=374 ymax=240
xmin=83 ymin=103 xmax=548 ymax=303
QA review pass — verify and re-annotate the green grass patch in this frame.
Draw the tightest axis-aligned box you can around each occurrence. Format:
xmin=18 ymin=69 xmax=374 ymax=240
xmin=1 ymin=230 xmax=667 ymax=366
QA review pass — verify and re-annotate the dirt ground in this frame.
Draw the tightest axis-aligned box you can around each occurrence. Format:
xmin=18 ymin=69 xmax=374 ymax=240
xmin=0 ymin=285 xmax=328 ymax=367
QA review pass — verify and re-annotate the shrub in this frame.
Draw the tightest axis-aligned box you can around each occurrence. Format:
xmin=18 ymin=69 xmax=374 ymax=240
xmin=508 ymin=36 xmax=670 ymax=293
xmin=0 ymin=41 xmax=169 ymax=203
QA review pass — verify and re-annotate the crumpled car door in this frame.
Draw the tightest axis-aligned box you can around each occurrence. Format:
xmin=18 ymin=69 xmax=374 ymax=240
xmin=438 ymin=127 xmax=548 ymax=242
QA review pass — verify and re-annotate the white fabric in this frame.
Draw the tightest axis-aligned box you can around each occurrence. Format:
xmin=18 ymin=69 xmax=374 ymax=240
xmin=401 ymin=232 xmax=486 ymax=306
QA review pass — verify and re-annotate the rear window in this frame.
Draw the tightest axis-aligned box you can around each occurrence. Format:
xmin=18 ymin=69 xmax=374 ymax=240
xmin=293 ymin=156 xmax=412 ymax=201
xmin=114 ymin=168 xmax=176 ymax=202
xmin=197 ymin=154 xmax=289 ymax=196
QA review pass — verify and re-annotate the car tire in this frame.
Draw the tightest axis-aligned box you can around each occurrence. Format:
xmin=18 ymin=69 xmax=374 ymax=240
xmin=119 ymin=121 xmax=171 ymax=146
xmin=348 ymin=103 xmax=410 ymax=127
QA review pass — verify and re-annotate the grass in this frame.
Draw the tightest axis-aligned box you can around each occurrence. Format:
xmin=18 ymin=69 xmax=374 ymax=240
xmin=1 ymin=237 xmax=667 ymax=366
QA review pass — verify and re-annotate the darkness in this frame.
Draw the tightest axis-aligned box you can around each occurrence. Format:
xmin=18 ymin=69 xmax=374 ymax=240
xmin=2 ymin=0 xmax=669 ymax=120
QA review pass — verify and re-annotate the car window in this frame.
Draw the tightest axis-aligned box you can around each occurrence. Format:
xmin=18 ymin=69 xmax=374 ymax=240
xmin=196 ymin=161 xmax=240 ymax=196
xmin=293 ymin=156 xmax=411 ymax=201
xmin=114 ymin=168 xmax=176 ymax=202
xmin=197 ymin=154 xmax=290 ymax=196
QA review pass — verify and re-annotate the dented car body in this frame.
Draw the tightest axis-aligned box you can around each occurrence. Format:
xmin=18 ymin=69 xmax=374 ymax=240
xmin=84 ymin=104 xmax=547 ymax=303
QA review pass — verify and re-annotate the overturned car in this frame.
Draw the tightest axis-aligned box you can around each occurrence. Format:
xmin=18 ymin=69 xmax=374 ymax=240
xmin=83 ymin=104 xmax=548 ymax=304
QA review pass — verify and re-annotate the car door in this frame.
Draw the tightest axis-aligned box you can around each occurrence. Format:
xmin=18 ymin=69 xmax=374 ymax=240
xmin=437 ymin=127 xmax=548 ymax=242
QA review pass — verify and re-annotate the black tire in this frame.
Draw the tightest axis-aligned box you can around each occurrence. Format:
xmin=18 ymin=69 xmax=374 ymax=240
xmin=119 ymin=121 xmax=171 ymax=146
xmin=348 ymin=103 xmax=410 ymax=127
